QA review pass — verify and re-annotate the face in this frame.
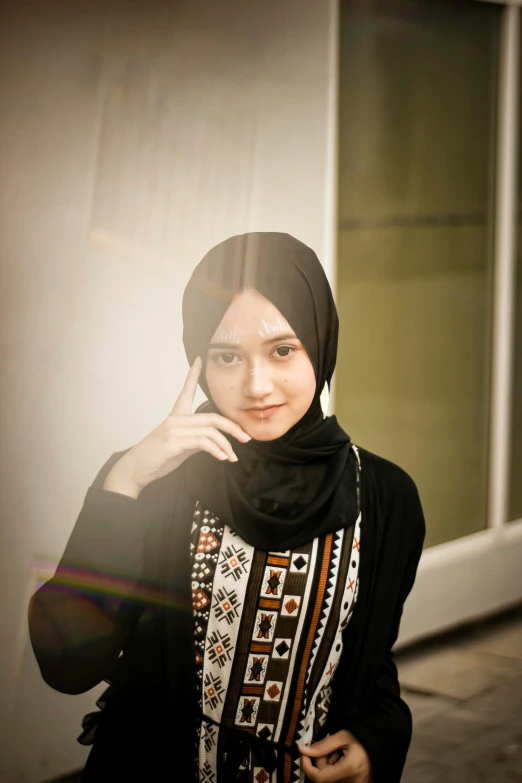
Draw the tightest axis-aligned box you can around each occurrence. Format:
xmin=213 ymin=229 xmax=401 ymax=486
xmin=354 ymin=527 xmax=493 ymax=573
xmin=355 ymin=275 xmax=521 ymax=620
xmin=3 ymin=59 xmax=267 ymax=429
xmin=205 ymin=288 xmax=316 ymax=441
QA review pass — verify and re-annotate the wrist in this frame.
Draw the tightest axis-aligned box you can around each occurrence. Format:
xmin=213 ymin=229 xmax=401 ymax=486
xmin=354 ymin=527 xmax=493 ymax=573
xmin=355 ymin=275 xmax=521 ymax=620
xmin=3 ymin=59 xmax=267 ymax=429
xmin=103 ymin=462 xmax=142 ymax=499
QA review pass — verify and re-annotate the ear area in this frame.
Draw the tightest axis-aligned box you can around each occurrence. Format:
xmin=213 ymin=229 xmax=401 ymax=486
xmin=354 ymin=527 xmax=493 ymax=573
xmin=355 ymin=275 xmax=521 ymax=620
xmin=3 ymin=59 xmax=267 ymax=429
xmin=320 ymin=381 xmax=330 ymax=418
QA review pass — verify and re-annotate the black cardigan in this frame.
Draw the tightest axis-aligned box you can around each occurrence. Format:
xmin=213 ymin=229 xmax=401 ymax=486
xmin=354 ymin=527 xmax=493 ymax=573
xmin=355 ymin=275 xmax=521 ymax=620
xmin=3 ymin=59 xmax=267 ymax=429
xmin=28 ymin=446 xmax=425 ymax=782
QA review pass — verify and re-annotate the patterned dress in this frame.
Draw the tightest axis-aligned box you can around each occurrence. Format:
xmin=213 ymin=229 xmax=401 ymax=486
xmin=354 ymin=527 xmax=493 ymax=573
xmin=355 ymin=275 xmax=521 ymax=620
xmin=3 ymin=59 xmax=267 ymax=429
xmin=190 ymin=445 xmax=362 ymax=783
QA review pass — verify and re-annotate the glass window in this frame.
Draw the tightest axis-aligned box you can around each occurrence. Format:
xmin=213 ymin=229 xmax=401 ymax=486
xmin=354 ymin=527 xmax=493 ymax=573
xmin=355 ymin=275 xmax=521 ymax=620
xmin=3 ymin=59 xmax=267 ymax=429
xmin=336 ymin=0 xmax=500 ymax=547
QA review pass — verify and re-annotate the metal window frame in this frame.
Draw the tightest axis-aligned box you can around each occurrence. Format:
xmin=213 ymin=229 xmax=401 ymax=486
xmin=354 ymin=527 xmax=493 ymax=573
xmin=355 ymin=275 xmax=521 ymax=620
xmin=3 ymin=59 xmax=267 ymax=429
xmin=489 ymin=3 xmax=521 ymax=529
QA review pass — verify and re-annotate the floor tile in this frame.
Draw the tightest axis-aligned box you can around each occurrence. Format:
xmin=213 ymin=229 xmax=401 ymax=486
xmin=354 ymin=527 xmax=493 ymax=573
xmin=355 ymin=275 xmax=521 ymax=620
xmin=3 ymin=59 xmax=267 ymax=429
xmin=402 ymin=689 xmax=456 ymax=724
xmin=397 ymin=647 xmax=522 ymax=700
xmin=440 ymin=720 xmax=522 ymax=769
xmin=402 ymin=757 xmax=452 ymax=783
xmin=446 ymin=739 xmax=522 ymax=782
xmin=457 ymin=673 xmax=522 ymax=726
xmin=409 ymin=727 xmax=453 ymax=759
xmin=457 ymin=619 xmax=522 ymax=661
xmin=413 ymin=704 xmax=492 ymax=747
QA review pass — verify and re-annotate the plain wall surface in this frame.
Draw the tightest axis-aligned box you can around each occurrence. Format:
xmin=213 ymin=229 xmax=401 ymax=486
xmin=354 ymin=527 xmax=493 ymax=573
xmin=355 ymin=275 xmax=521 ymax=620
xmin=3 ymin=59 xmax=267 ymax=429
xmin=0 ymin=1 xmax=335 ymax=779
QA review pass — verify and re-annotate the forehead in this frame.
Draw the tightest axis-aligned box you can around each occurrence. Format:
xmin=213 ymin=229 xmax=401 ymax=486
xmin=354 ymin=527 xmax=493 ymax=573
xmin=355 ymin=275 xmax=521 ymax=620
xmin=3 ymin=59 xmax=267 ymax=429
xmin=212 ymin=289 xmax=294 ymax=341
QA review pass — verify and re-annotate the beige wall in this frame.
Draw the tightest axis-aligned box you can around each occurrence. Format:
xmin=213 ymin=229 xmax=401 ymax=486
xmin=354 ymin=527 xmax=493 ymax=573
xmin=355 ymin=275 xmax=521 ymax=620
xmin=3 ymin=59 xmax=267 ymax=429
xmin=0 ymin=1 xmax=334 ymax=779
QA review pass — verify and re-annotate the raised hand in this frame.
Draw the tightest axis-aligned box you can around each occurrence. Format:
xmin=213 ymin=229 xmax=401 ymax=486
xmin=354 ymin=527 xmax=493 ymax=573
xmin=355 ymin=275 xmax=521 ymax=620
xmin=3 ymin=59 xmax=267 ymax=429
xmin=103 ymin=357 xmax=251 ymax=498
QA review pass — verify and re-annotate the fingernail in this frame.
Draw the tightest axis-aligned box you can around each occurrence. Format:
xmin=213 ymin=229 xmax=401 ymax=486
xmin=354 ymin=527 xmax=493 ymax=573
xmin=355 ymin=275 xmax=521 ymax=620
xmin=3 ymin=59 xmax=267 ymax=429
xmin=242 ymin=434 xmax=252 ymax=441
xmin=230 ymin=453 xmax=239 ymax=462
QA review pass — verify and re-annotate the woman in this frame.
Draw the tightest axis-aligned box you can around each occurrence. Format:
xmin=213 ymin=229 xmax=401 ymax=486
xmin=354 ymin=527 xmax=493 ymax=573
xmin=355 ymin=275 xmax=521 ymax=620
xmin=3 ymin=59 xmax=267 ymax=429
xmin=29 ymin=232 xmax=425 ymax=783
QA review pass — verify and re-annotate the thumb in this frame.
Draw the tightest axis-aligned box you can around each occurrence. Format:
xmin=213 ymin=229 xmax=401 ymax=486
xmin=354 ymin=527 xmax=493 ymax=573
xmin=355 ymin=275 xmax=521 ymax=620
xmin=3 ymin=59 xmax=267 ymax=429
xmin=299 ymin=734 xmax=347 ymax=757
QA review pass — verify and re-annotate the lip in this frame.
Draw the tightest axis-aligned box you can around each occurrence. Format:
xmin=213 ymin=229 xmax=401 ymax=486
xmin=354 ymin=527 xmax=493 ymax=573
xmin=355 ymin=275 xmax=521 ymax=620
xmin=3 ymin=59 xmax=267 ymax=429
xmin=244 ymin=404 xmax=285 ymax=420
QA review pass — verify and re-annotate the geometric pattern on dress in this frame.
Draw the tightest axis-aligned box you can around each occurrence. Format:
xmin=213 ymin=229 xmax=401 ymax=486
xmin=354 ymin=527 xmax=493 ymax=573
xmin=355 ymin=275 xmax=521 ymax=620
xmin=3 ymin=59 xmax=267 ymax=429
xmin=202 ymin=721 xmax=219 ymax=754
xmin=203 ymin=670 xmax=225 ymax=712
xmin=244 ymin=653 xmax=269 ymax=684
xmin=190 ymin=502 xmax=226 ymax=783
xmin=256 ymin=722 xmax=275 ymax=741
xmin=190 ymin=502 xmax=225 ymax=702
xmin=294 ymin=527 xmax=345 ymax=740
xmin=193 ymin=443 xmax=364 ymax=783
xmin=212 ymin=585 xmax=241 ymax=626
xmin=235 ymin=694 xmax=261 ymax=727
xmin=199 ymin=759 xmax=215 ymax=783
xmin=259 ymin=564 xmax=288 ymax=598
xmin=278 ymin=532 xmax=335 ymax=781
xmin=206 ymin=627 xmax=234 ymax=669
xmin=271 ymin=538 xmax=319 ymax=744
xmin=280 ymin=595 xmax=302 ymax=618
xmin=263 ymin=680 xmax=283 ymax=702
xmin=297 ymin=446 xmax=363 ymax=753
xmin=198 ymin=718 xmax=218 ymax=783
xmin=314 ymin=684 xmax=333 ymax=728
xmin=253 ymin=768 xmax=273 ymax=783
xmin=272 ymin=638 xmax=292 ymax=660
xmin=232 ymin=550 xmax=290 ymax=737
xmin=253 ymin=609 xmax=277 ymax=643
xmin=203 ymin=525 xmax=254 ymax=724
xmin=219 ymin=542 xmax=251 ymax=582
xmin=290 ymin=552 xmax=310 ymax=574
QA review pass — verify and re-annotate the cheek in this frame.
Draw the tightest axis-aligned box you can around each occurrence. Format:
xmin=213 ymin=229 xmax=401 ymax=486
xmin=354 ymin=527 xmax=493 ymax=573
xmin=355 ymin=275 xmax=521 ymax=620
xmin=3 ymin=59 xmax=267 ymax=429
xmin=206 ymin=366 xmax=238 ymax=405
xmin=281 ymin=358 xmax=316 ymax=397
xmin=205 ymin=365 xmax=220 ymax=399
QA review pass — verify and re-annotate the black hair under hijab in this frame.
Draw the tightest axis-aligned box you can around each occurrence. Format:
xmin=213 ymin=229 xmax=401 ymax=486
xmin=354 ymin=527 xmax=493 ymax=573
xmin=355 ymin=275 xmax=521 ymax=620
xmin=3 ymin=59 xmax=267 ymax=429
xmin=182 ymin=232 xmax=358 ymax=551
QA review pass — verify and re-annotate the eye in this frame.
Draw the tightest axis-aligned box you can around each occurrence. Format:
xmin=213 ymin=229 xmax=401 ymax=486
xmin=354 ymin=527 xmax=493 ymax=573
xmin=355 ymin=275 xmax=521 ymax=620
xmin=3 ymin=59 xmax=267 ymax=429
xmin=213 ymin=352 xmax=240 ymax=365
xmin=273 ymin=345 xmax=297 ymax=359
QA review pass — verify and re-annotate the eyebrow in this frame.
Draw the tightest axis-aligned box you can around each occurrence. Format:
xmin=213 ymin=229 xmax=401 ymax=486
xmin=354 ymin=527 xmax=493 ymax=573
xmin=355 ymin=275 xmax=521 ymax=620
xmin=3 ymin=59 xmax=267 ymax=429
xmin=208 ymin=333 xmax=300 ymax=349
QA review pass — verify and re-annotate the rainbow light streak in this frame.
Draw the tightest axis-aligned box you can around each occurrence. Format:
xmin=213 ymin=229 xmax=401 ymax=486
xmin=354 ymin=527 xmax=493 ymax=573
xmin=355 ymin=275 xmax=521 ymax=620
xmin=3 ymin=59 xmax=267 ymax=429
xmin=30 ymin=559 xmax=190 ymax=611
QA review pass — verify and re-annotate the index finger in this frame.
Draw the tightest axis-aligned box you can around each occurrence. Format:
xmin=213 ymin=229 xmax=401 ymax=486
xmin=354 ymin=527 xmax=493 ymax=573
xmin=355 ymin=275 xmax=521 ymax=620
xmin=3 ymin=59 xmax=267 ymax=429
xmin=299 ymin=735 xmax=346 ymax=757
xmin=195 ymin=412 xmax=252 ymax=442
xmin=300 ymin=754 xmax=350 ymax=783
xmin=172 ymin=357 xmax=202 ymax=415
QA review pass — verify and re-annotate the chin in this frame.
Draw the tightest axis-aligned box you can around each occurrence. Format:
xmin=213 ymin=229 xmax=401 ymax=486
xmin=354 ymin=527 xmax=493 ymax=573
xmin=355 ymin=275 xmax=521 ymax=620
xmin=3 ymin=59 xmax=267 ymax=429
xmin=249 ymin=429 xmax=284 ymax=442
xmin=242 ymin=419 xmax=295 ymax=442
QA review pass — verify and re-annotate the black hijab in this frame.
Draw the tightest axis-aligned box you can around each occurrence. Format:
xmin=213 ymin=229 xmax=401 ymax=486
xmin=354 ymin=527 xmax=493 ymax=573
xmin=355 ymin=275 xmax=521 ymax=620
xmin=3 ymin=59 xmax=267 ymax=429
xmin=182 ymin=231 xmax=357 ymax=551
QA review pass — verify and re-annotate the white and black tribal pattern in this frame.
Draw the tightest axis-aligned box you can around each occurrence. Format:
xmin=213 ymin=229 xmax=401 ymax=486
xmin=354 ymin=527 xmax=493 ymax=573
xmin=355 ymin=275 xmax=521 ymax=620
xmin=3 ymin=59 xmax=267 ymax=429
xmin=190 ymin=445 xmax=362 ymax=783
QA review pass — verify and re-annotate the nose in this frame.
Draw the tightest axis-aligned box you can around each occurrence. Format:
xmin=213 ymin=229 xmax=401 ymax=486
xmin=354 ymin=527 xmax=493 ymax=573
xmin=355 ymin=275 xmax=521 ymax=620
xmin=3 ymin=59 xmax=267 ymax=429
xmin=244 ymin=360 xmax=275 ymax=399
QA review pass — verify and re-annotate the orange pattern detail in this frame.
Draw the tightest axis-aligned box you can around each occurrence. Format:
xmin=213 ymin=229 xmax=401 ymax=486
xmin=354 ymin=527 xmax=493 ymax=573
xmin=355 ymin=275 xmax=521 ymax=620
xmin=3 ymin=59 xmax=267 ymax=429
xmin=267 ymin=556 xmax=288 ymax=567
xmin=284 ymin=598 xmax=299 ymax=615
xmin=259 ymin=598 xmax=279 ymax=610
xmin=251 ymin=643 xmax=272 ymax=653
xmin=197 ymin=530 xmax=220 ymax=553
xmin=243 ymin=685 xmax=264 ymax=696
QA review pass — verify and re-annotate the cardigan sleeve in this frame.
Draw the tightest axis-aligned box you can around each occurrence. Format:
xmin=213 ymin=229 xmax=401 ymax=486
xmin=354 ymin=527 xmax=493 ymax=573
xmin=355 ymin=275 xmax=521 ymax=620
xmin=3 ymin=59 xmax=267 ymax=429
xmin=340 ymin=484 xmax=426 ymax=783
xmin=28 ymin=450 xmax=151 ymax=695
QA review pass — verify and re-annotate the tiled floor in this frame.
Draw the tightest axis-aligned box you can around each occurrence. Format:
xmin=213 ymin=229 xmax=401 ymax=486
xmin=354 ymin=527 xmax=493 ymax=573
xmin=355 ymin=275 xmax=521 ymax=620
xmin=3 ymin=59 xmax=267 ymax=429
xmin=398 ymin=605 xmax=522 ymax=782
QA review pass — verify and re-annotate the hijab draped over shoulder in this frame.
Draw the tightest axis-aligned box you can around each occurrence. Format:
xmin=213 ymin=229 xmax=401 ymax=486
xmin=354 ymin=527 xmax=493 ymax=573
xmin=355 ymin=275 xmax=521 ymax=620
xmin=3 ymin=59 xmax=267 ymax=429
xmin=182 ymin=232 xmax=358 ymax=551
